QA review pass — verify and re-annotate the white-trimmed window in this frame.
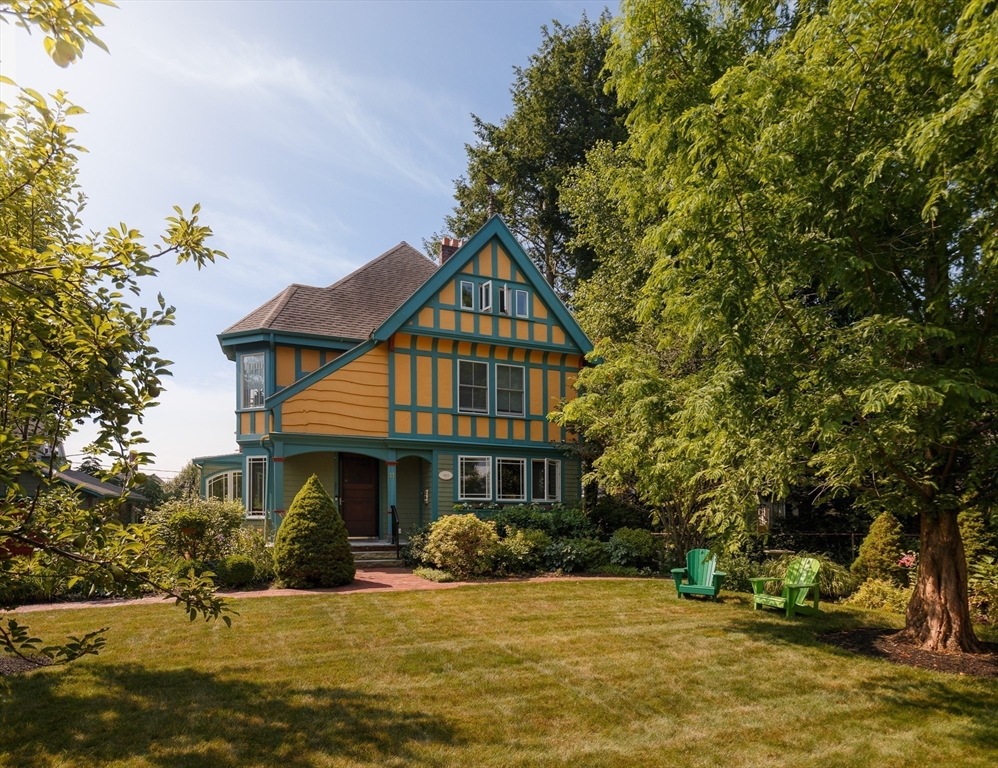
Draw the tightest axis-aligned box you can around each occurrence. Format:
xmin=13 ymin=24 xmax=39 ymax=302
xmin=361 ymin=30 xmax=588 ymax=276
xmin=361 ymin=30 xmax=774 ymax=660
xmin=495 ymin=364 xmax=524 ymax=417
xmin=458 ymin=360 xmax=488 ymax=413
xmin=206 ymin=470 xmax=242 ymax=503
xmin=241 ymin=353 xmax=266 ymax=409
xmin=498 ymin=285 xmax=511 ymax=315
xmin=515 ymin=289 xmax=529 ymax=318
xmin=247 ymin=457 xmax=266 ymax=516
xmin=479 ymin=280 xmax=492 ymax=312
xmin=459 ymin=456 xmax=491 ymax=500
xmin=531 ymin=459 xmax=561 ymax=502
xmin=496 ymin=458 xmax=526 ymax=501
xmin=460 ymin=280 xmax=475 ymax=309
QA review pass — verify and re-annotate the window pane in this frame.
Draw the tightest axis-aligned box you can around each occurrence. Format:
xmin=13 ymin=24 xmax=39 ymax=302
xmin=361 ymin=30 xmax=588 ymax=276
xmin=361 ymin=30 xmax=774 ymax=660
xmin=515 ymin=290 xmax=528 ymax=317
xmin=473 ymin=387 xmax=487 ymax=411
xmin=473 ymin=362 xmax=487 ymax=387
xmin=498 ymin=287 xmax=509 ymax=315
xmin=459 ymin=387 xmax=474 ymax=411
xmin=460 ymin=457 xmax=490 ymax=499
xmin=547 ymin=461 xmax=559 ymax=501
xmin=497 ymin=390 xmax=510 ymax=413
xmin=497 ymin=459 xmax=524 ymax=500
xmin=510 ymin=367 xmax=524 ymax=389
xmin=249 ymin=459 xmax=265 ymax=512
xmin=496 ymin=366 xmax=509 ymax=389
xmin=461 ymin=282 xmax=474 ymax=309
xmin=242 ymin=354 xmax=265 ymax=408
xmin=208 ymin=475 xmax=226 ymax=500
xmin=459 ymin=361 xmax=473 ymax=385
xmin=232 ymin=471 xmax=243 ymax=503
xmin=532 ymin=460 xmax=546 ymax=499
xmin=509 ymin=392 xmax=523 ymax=415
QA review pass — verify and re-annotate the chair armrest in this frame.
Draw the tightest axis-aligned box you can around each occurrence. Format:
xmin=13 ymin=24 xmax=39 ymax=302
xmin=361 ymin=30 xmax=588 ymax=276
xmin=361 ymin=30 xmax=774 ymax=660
xmin=748 ymin=577 xmax=782 ymax=583
xmin=785 ymin=582 xmax=818 ymax=589
xmin=713 ymin=570 xmax=727 ymax=577
xmin=670 ymin=568 xmax=688 ymax=576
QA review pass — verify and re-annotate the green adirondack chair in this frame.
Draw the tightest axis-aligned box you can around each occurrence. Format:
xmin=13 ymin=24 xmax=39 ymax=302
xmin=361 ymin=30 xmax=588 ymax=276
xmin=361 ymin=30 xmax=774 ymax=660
xmin=749 ymin=557 xmax=821 ymax=618
xmin=671 ymin=548 xmax=726 ymax=600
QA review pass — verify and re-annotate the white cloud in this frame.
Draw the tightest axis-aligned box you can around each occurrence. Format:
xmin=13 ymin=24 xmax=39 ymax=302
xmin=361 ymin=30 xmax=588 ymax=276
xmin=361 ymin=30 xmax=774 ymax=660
xmin=136 ymin=34 xmax=462 ymax=195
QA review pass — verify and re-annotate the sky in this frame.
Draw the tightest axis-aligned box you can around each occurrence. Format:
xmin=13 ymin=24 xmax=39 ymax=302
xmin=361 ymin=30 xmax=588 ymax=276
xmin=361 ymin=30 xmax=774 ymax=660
xmin=0 ymin=0 xmax=616 ymax=478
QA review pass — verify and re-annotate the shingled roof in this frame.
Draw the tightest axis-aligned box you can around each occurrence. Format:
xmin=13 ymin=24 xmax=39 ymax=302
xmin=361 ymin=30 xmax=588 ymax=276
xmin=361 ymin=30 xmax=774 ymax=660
xmin=222 ymin=242 xmax=438 ymax=340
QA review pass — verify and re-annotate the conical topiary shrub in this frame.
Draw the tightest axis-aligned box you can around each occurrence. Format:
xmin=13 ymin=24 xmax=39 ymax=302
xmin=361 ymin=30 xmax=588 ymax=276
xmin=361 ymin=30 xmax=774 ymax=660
xmin=851 ymin=511 xmax=906 ymax=585
xmin=274 ymin=475 xmax=355 ymax=588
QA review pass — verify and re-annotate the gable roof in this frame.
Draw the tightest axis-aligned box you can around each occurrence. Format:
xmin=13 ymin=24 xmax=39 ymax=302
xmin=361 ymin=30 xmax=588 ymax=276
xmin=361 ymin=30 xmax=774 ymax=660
xmin=221 ymin=242 xmax=438 ymax=341
xmin=373 ymin=216 xmax=593 ymax=354
xmin=55 ymin=468 xmax=147 ymax=502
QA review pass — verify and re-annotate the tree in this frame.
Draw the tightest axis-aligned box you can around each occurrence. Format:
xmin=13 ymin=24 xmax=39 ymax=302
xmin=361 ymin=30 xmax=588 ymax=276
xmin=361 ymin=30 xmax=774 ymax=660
xmin=75 ymin=456 xmax=103 ymax=476
xmin=273 ymin=475 xmax=354 ymax=588
xmin=851 ymin=512 xmax=907 ymax=586
xmin=571 ymin=0 xmax=998 ymax=651
xmin=163 ymin=461 xmax=201 ymax=500
xmin=1 ymin=0 xmax=230 ymax=665
xmin=435 ymin=11 xmax=628 ymax=294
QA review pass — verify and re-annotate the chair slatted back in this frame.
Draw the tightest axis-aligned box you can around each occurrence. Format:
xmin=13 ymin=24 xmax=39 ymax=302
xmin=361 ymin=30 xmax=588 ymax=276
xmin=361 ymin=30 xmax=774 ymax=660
xmin=687 ymin=548 xmax=716 ymax=586
xmin=781 ymin=557 xmax=820 ymax=605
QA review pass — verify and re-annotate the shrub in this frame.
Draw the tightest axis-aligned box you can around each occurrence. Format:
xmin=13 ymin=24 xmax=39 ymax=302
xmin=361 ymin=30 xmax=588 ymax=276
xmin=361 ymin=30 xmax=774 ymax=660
xmin=489 ymin=505 xmax=595 ymax=540
xmin=844 ymin=578 xmax=913 ymax=614
xmin=424 ymin=514 xmax=499 ymax=578
xmin=851 ymin=511 xmax=906 ymax=585
xmin=544 ymin=538 xmax=607 ymax=573
xmin=230 ymin=527 xmax=274 ymax=584
xmin=715 ymin=552 xmax=756 ymax=593
xmin=606 ymin=528 xmax=661 ymax=570
xmin=969 ymin=556 xmax=998 ymax=625
xmin=172 ymin=558 xmax=212 ymax=581
xmin=413 ymin=566 xmax=456 ymax=583
xmin=959 ymin=509 xmax=996 ymax=565
xmin=494 ymin=528 xmax=552 ymax=574
xmin=762 ymin=552 xmax=859 ymax=600
xmin=401 ymin=524 xmax=432 ymax=568
xmin=592 ymin=564 xmax=643 ymax=577
xmin=146 ymin=498 xmax=244 ymax=563
xmin=273 ymin=475 xmax=355 ymax=588
xmin=218 ymin=554 xmax=255 ymax=587
xmin=587 ymin=495 xmax=653 ymax=537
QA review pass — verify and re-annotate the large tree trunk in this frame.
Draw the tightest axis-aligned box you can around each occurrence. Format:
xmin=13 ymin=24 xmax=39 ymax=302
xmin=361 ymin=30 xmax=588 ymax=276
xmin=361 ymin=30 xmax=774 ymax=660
xmin=904 ymin=508 xmax=981 ymax=653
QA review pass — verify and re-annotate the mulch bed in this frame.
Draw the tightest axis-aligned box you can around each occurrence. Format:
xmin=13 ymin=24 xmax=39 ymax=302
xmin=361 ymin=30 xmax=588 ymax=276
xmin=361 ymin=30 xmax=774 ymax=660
xmin=0 ymin=655 xmax=52 ymax=677
xmin=821 ymin=628 xmax=998 ymax=678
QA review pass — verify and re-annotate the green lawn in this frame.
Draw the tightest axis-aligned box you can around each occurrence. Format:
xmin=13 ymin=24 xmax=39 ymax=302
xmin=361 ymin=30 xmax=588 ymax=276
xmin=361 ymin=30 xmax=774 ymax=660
xmin=1 ymin=581 xmax=996 ymax=767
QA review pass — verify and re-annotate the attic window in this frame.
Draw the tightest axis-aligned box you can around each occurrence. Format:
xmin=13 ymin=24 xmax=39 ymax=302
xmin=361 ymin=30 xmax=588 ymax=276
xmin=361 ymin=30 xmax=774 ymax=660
xmin=460 ymin=281 xmax=474 ymax=309
xmin=498 ymin=285 xmax=510 ymax=316
xmin=515 ymin=290 xmax=529 ymax=318
xmin=480 ymin=281 xmax=492 ymax=312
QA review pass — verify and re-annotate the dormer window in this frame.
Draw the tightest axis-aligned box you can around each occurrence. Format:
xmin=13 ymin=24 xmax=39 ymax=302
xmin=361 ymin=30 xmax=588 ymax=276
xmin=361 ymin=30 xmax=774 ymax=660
xmin=241 ymin=353 xmax=266 ymax=409
xmin=479 ymin=281 xmax=492 ymax=312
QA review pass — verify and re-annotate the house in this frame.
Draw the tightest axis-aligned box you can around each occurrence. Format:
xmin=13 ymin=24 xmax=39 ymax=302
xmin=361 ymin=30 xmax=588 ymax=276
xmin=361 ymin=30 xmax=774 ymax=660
xmin=195 ymin=217 xmax=593 ymax=539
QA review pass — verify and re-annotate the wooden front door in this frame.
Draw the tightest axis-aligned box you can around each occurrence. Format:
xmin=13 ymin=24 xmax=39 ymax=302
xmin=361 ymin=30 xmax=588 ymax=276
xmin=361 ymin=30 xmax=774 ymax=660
xmin=340 ymin=454 xmax=379 ymax=537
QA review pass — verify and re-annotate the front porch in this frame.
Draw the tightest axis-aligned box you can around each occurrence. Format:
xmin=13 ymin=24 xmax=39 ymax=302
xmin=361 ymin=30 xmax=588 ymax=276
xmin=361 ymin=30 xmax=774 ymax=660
xmin=266 ymin=447 xmax=433 ymax=542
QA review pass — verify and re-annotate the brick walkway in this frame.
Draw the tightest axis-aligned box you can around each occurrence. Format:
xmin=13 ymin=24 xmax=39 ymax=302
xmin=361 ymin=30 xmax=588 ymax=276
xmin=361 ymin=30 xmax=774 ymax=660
xmin=9 ymin=568 xmax=604 ymax=614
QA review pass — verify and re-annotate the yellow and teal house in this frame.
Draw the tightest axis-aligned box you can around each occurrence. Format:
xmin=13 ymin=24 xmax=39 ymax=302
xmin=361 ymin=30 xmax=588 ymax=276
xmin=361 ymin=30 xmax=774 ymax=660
xmin=194 ymin=217 xmax=593 ymax=539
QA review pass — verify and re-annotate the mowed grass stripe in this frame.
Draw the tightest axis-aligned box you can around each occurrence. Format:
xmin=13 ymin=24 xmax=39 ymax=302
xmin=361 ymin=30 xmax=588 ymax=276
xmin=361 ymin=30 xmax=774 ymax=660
xmin=1 ymin=580 xmax=995 ymax=767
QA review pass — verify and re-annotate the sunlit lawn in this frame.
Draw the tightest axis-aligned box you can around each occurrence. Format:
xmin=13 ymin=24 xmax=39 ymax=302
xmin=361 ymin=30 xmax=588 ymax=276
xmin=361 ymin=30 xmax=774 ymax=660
xmin=1 ymin=580 xmax=996 ymax=767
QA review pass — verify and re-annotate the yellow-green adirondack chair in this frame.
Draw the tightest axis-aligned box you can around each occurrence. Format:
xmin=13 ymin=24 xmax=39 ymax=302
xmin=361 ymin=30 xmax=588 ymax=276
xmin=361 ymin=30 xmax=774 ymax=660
xmin=671 ymin=548 xmax=726 ymax=600
xmin=749 ymin=557 xmax=821 ymax=618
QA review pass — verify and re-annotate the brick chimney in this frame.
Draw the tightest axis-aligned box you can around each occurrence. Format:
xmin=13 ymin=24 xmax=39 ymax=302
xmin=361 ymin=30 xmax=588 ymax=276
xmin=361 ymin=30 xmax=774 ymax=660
xmin=439 ymin=237 xmax=464 ymax=265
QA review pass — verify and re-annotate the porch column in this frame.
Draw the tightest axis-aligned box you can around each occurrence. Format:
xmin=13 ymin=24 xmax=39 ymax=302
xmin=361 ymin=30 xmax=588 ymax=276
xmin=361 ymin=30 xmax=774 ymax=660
xmin=270 ymin=448 xmax=285 ymax=539
xmin=386 ymin=449 xmax=398 ymax=540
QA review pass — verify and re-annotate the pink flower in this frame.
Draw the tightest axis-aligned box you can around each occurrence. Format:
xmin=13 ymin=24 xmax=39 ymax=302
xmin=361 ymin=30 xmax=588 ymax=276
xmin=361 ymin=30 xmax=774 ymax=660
xmin=898 ymin=552 xmax=917 ymax=569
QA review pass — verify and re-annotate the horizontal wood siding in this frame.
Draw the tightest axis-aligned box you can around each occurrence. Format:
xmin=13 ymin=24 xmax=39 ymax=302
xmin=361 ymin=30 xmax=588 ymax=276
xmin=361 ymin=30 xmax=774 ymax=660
xmin=282 ymin=345 xmax=389 ymax=436
xmin=437 ymin=454 xmax=453 ymax=519
xmin=563 ymin=459 xmax=580 ymax=506
xmin=283 ymin=452 xmax=337 ymax=511
xmin=396 ymin=456 xmax=422 ymax=535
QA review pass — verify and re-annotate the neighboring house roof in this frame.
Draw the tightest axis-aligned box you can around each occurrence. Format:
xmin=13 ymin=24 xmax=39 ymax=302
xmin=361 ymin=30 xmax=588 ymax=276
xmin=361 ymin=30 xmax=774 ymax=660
xmin=55 ymin=469 xmax=148 ymax=503
xmin=221 ymin=242 xmax=438 ymax=341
